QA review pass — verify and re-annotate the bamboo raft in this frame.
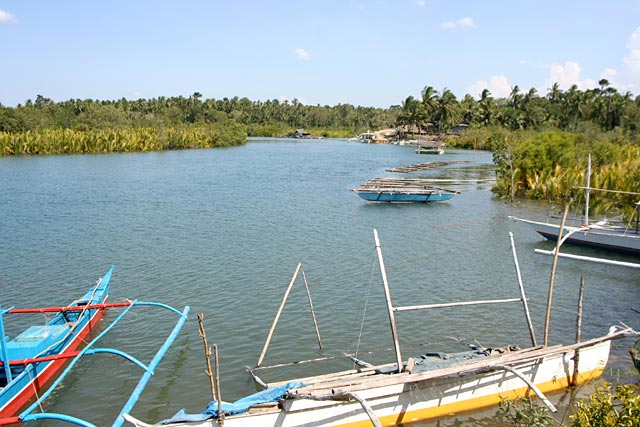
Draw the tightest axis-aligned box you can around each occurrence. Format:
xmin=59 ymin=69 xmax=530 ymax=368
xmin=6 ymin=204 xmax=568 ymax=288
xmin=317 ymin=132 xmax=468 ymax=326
xmin=387 ymin=160 xmax=470 ymax=173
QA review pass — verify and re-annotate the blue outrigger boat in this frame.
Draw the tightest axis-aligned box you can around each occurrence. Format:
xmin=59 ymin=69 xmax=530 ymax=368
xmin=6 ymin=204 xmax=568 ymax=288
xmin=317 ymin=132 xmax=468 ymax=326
xmin=0 ymin=265 xmax=190 ymax=427
xmin=353 ymin=178 xmax=459 ymax=203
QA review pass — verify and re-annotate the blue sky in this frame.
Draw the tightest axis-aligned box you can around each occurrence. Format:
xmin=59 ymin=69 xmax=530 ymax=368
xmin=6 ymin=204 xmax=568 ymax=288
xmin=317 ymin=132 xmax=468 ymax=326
xmin=1 ymin=1 xmax=639 ymax=107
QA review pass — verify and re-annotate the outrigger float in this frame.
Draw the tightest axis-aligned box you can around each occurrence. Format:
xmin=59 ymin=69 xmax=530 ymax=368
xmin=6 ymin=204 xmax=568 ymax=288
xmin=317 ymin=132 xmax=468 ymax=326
xmin=0 ymin=265 xmax=190 ymax=427
xmin=353 ymin=178 xmax=460 ymax=203
xmin=124 ymin=231 xmax=638 ymax=427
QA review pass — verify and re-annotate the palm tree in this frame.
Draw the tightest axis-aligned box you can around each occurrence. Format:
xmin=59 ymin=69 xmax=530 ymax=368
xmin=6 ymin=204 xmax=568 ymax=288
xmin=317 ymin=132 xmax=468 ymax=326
xmin=433 ymin=89 xmax=460 ymax=133
xmin=421 ymin=85 xmax=439 ymax=119
xmin=396 ymin=96 xmax=428 ymax=139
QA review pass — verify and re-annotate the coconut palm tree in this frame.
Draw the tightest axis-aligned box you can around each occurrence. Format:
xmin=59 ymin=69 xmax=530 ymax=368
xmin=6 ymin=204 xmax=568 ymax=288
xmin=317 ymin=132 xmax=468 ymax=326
xmin=396 ymin=96 xmax=428 ymax=139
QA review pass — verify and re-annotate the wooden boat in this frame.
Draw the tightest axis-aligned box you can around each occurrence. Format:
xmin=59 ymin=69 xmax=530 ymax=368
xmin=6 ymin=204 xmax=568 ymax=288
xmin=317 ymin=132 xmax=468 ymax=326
xmin=511 ymin=155 xmax=640 ymax=258
xmin=353 ymin=178 xmax=459 ymax=203
xmin=123 ymin=231 xmax=637 ymax=427
xmin=0 ymin=266 xmax=113 ymax=420
xmin=510 ymin=215 xmax=640 ymax=256
xmin=0 ymin=266 xmax=190 ymax=427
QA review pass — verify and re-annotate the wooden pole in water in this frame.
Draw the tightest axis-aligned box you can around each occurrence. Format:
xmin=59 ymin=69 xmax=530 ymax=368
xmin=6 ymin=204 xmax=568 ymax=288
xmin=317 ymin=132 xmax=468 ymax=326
xmin=301 ymin=269 xmax=324 ymax=353
xmin=373 ymin=229 xmax=403 ymax=372
xmin=213 ymin=343 xmax=224 ymax=426
xmin=571 ymin=277 xmax=585 ymax=386
xmin=256 ymin=262 xmax=302 ymax=367
xmin=508 ymin=232 xmax=537 ymax=347
xmin=197 ymin=314 xmax=216 ymax=401
xmin=544 ymin=204 xmax=570 ymax=347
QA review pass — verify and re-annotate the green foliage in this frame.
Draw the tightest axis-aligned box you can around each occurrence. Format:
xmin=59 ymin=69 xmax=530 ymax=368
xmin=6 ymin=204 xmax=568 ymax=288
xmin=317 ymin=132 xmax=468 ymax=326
xmin=499 ymin=397 xmax=554 ymax=427
xmin=0 ymin=124 xmax=246 ymax=156
xmin=570 ymin=383 xmax=640 ymax=427
xmin=488 ymin=127 xmax=640 ymax=218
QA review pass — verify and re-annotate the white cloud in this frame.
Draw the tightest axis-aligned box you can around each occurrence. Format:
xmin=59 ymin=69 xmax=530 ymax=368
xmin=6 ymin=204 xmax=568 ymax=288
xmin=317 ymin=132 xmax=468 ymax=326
xmin=441 ymin=17 xmax=473 ymax=30
xmin=623 ymin=27 xmax=640 ymax=73
xmin=0 ymin=9 xmax=17 ymax=24
xmin=468 ymin=75 xmax=512 ymax=99
xmin=458 ymin=17 xmax=473 ymax=27
xmin=294 ymin=48 xmax=311 ymax=61
xmin=417 ymin=0 xmax=426 ymax=6
xmin=545 ymin=61 xmax=596 ymax=91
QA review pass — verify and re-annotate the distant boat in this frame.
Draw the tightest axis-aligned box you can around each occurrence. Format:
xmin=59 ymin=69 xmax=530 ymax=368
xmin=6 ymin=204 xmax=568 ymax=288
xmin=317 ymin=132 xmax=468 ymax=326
xmin=353 ymin=178 xmax=459 ymax=202
xmin=511 ymin=156 xmax=640 ymax=256
xmin=123 ymin=230 xmax=638 ymax=427
xmin=356 ymin=132 xmax=386 ymax=144
xmin=416 ymin=142 xmax=445 ymax=155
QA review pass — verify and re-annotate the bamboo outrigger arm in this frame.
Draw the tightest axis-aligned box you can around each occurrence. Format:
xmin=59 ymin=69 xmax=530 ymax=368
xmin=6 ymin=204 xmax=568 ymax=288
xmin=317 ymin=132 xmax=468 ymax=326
xmin=14 ymin=302 xmax=190 ymax=427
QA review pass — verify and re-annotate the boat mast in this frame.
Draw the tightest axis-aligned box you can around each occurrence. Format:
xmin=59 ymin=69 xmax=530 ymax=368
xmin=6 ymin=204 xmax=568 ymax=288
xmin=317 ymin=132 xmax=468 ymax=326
xmin=373 ymin=229 xmax=403 ymax=372
xmin=585 ymin=154 xmax=591 ymax=225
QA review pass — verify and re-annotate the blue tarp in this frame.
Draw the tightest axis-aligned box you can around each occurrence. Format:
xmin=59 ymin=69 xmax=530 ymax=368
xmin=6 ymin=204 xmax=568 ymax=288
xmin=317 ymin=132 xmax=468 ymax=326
xmin=160 ymin=381 xmax=305 ymax=424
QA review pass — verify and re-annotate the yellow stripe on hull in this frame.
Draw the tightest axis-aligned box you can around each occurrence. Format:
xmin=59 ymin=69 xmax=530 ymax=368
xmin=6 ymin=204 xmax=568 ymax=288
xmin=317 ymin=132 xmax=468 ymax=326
xmin=334 ymin=368 xmax=605 ymax=427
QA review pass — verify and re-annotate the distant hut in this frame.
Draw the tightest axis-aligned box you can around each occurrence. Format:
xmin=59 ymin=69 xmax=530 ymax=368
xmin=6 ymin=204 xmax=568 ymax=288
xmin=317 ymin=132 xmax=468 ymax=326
xmin=450 ymin=122 xmax=470 ymax=135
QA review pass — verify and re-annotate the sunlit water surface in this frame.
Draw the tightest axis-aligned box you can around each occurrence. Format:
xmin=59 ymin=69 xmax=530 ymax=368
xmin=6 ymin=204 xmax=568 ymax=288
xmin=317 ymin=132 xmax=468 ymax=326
xmin=1 ymin=139 xmax=638 ymax=426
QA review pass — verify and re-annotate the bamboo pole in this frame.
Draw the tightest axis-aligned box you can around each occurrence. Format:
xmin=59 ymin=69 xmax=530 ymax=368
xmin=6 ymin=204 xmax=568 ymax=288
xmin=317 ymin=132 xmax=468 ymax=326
xmin=256 ymin=263 xmax=302 ymax=367
xmin=301 ymin=269 xmax=324 ymax=353
xmin=197 ymin=314 xmax=216 ymax=401
xmin=373 ymin=229 xmax=403 ymax=372
xmin=544 ymin=204 xmax=570 ymax=347
xmin=394 ymin=298 xmax=522 ymax=312
xmin=213 ymin=343 xmax=224 ymax=426
xmin=571 ymin=277 xmax=585 ymax=386
xmin=509 ymin=232 xmax=537 ymax=347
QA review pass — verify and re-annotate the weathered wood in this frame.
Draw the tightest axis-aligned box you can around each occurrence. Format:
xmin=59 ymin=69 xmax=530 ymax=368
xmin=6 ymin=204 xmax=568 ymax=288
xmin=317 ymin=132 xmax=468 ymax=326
xmin=301 ymin=269 xmax=323 ymax=353
xmin=509 ymin=232 xmax=537 ymax=347
xmin=394 ymin=298 xmax=522 ymax=312
xmin=256 ymin=263 xmax=302 ymax=367
xmin=373 ymin=229 xmax=403 ymax=373
xmin=571 ymin=277 xmax=585 ymax=386
xmin=291 ymin=329 xmax=632 ymax=396
xmin=386 ymin=160 xmax=470 ymax=173
xmin=213 ymin=343 xmax=224 ymax=426
xmin=544 ymin=204 xmax=570 ymax=347
xmin=197 ymin=313 xmax=216 ymax=401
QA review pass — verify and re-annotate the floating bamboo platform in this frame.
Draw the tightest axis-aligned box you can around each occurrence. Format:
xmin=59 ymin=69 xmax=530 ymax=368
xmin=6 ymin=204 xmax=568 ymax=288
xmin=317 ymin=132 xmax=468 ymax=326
xmin=387 ymin=160 xmax=470 ymax=173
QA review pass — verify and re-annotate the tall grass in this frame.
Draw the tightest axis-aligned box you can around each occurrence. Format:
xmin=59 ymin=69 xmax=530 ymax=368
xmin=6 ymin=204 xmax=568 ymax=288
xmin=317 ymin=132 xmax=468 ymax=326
xmin=0 ymin=124 xmax=247 ymax=156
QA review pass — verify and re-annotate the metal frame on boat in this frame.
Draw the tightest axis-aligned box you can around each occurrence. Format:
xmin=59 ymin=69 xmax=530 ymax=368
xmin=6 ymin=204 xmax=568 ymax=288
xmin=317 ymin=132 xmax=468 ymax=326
xmin=0 ymin=266 xmax=190 ymax=427
xmin=123 ymin=231 xmax=638 ymax=427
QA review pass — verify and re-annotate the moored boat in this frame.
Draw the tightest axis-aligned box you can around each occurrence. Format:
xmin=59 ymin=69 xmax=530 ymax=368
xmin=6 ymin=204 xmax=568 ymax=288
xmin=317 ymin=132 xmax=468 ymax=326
xmin=510 ymin=156 xmax=640 ymax=257
xmin=123 ymin=231 xmax=638 ymax=427
xmin=0 ymin=266 xmax=114 ymax=420
xmin=0 ymin=266 xmax=190 ymax=427
xmin=353 ymin=178 xmax=459 ymax=203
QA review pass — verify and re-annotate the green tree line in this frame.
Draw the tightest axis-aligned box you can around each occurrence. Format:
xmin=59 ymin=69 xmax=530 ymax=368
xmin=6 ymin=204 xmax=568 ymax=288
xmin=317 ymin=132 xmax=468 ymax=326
xmin=2 ymin=82 xmax=640 ymax=217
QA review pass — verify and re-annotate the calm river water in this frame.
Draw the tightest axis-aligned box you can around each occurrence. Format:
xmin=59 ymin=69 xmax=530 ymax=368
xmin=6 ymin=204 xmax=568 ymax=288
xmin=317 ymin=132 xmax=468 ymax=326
xmin=1 ymin=139 xmax=638 ymax=426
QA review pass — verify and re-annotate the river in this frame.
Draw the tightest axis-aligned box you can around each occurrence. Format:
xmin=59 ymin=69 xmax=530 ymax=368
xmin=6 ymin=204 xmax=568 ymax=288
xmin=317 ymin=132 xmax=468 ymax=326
xmin=1 ymin=138 xmax=638 ymax=426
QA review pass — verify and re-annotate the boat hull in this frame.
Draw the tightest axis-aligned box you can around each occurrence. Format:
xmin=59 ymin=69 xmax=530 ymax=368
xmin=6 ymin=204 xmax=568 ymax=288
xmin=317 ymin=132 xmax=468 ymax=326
xmin=0 ymin=267 xmax=112 ymax=419
xmin=126 ymin=338 xmax=611 ymax=427
xmin=512 ymin=217 xmax=640 ymax=255
xmin=354 ymin=191 xmax=456 ymax=203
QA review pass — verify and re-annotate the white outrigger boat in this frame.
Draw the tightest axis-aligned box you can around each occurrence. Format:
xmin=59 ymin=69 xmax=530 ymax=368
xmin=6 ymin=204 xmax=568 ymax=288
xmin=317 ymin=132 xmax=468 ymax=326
xmin=125 ymin=231 xmax=637 ymax=427
xmin=511 ymin=155 xmax=640 ymax=262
